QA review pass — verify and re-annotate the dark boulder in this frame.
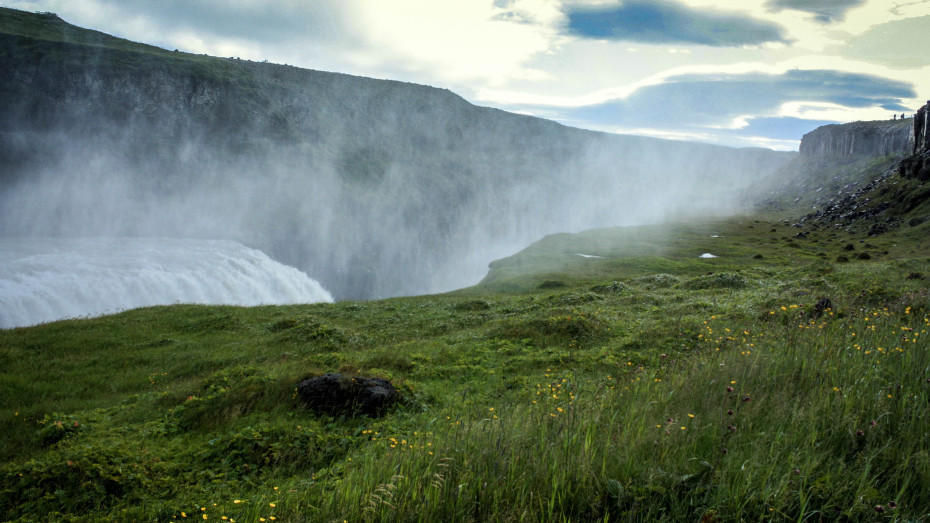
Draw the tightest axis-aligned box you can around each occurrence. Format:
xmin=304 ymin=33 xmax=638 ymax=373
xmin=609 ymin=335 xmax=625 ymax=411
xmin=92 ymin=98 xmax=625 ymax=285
xmin=297 ymin=373 xmax=399 ymax=417
xmin=812 ymin=298 xmax=833 ymax=318
xmin=867 ymin=222 xmax=891 ymax=236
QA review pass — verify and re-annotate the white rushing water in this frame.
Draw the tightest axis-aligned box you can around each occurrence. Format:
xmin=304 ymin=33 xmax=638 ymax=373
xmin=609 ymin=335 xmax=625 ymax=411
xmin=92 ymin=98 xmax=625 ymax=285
xmin=0 ymin=238 xmax=333 ymax=329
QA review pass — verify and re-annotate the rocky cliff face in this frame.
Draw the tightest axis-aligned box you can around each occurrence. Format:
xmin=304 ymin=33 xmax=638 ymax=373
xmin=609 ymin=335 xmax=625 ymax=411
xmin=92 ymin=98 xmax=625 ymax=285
xmin=0 ymin=8 xmax=794 ymax=299
xmin=899 ymin=100 xmax=930 ymax=180
xmin=799 ymin=119 xmax=913 ymax=158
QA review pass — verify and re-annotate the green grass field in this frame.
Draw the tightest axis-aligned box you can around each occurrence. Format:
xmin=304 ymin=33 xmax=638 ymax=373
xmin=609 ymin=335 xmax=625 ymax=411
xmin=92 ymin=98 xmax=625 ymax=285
xmin=2 ymin=213 xmax=929 ymax=521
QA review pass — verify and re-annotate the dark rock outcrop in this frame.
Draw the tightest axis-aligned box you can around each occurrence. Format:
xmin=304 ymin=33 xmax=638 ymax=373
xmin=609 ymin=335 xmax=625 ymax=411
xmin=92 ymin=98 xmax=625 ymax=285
xmin=899 ymin=100 xmax=930 ymax=181
xmin=297 ymin=373 xmax=399 ymax=417
xmin=812 ymin=298 xmax=833 ymax=318
xmin=898 ymin=148 xmax=930 ymax=181
xmin=786 ymin=104 xmax=930 ymax=235
xmin=800 ymin=119 xmax=912 ymax=158
xmin=914 ymin=100 xmax=929 ymax=153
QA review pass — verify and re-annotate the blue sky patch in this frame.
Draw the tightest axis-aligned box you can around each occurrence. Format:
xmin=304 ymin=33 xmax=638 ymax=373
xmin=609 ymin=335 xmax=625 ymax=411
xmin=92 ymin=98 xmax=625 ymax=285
xmin=565 ymin=0 xmax=787 ymax=46
xmin=765 ymin=0 xmax=867 ymax=23
xmin=550 ymin=69 xmax=915 ymax=131
xmin=723 ymin=117 xmax=839 ymax=140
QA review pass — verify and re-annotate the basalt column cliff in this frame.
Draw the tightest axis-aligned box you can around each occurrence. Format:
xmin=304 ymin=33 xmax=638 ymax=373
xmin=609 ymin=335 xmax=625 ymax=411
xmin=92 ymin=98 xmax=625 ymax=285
xmin=799 ymin=118 xmax=912 ymax=158
xmin=900 ymin=100 xmax=930 ymax=181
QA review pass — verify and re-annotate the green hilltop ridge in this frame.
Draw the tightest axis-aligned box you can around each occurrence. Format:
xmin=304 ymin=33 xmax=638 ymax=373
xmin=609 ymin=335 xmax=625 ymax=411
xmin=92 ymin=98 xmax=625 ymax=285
xmin=3 ymin=7 xmax=930 ymax=522
xmin=0 ymin=8 xmax=251 ymax=99
xmin=0 ymin=9 xmax=169 ymax=55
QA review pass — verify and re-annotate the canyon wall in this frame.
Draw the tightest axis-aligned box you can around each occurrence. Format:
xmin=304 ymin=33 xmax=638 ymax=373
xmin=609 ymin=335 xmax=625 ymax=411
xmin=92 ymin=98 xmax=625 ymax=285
xmin=799 ymin=119 xmax=913 ymax=158
xmin=899 ymin=100 xmax=930 ymax=181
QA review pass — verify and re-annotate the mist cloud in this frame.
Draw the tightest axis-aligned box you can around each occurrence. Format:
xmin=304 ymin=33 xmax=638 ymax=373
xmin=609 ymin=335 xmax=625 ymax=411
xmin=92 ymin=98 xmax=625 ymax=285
xmin=0 ymin=6 xmax=804 ymax=301
xmin=0 ymin=76 xmax=793 ymax=299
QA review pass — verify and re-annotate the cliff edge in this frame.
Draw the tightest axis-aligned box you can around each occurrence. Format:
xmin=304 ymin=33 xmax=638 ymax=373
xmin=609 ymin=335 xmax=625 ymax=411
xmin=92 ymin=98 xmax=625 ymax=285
xmin=899 ymin=100 xmax=930 ymax=181
xmin=799 ymin=118 xmax=913 ymax=157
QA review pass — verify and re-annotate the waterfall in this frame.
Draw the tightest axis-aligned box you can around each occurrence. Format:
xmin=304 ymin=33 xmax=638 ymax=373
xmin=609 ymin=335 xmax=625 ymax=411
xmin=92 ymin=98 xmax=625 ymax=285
xmin=0 ymin=237 xmax=333 ymax=329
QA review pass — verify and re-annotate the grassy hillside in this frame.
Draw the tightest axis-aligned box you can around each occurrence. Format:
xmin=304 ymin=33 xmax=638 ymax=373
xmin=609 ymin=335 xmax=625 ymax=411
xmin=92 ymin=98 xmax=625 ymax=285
xmin=0 ymin=8 xmax=248 ymax=83
xmin=3 ymin=206 xmax=930 ymax=520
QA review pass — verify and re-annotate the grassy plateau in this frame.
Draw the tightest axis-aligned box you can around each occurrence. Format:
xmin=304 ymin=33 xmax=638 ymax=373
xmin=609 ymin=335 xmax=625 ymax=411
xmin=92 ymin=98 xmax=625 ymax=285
xmin=3 ymin=172 xmax=930 ymax=521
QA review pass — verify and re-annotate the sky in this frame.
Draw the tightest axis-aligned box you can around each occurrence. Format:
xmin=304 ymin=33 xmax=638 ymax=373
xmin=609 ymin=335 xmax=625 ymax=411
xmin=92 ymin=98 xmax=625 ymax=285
xmin=3 ymin=0 xmax=929 ymax=150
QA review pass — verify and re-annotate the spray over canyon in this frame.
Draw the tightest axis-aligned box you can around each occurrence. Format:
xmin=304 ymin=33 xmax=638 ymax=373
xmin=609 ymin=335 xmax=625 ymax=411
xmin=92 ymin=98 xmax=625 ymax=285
xmin=0 ymin=9 xmax=795 ymax=324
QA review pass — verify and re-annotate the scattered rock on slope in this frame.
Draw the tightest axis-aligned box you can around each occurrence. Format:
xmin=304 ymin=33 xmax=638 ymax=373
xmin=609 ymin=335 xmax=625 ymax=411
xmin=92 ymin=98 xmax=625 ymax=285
xmin=297 ymin=373 xmax=399 ymax=417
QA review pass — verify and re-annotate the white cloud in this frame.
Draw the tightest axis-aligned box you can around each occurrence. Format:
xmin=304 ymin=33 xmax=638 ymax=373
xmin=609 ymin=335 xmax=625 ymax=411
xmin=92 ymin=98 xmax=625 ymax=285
xmin=775 ymin=101 xmax=886 ymax=121
xmin=476 ymin=60 xmax=798 ymax=108
xmin=341 ymin=0 xmax=561 ymax=86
